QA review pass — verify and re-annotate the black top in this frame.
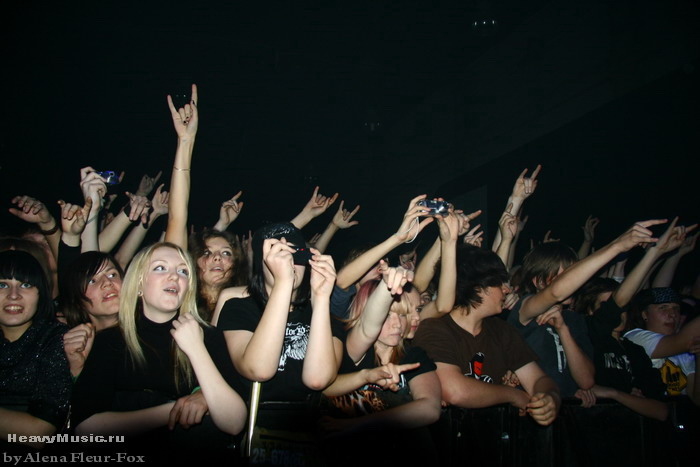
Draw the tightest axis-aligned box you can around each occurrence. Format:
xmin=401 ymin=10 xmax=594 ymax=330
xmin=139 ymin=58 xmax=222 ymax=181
xmin=0 ymin=320 xmax=71 ymax=429
xmin=217 ymin=296 xmax=346 ymax=403
xmin=71 ymin=311 xmax=242 ymax=427
xmin=585 ymin=300 xmax=665 ymax=400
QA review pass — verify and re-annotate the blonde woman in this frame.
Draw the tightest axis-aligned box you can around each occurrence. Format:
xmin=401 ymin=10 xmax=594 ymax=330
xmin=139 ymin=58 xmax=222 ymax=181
xmin=70 ymin=243 xmax=246 ymax=447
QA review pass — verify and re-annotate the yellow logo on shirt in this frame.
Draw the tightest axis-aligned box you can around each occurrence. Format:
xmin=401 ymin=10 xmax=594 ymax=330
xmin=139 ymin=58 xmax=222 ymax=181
xmin=660 ymin=359 xmax=687 ymax=396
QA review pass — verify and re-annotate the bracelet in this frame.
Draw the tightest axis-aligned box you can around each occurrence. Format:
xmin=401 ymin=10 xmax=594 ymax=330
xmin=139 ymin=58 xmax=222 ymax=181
xmin=40 ymin=222 xmax=60 ymax=236
xmin=173 ymin=166 xmax=191 ymax=172
xmin=191 ymin=386 xmax=201 ymax=394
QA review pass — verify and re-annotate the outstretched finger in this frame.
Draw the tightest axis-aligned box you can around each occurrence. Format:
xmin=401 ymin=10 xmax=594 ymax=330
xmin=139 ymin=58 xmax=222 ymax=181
xmin=530 ymin=164 xmax=542 ymax=180
xmin=635 ymin=219 xmax=668 ymax=229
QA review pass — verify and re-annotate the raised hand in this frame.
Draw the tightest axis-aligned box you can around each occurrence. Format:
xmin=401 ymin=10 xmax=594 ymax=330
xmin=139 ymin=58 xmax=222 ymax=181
xmin=151 ymin=184 xmax=170 ymax=218
xmin=378 ymin=260 xmax=414 ymax=295
xmin=306 ymin=186 xmax=338 ymax=219
xmin=135 ymin=171 xmax=163 ymax=197
xmin=57 ymin=198 xmax=93 ymax=237
xmin=167 ymin=83 xmax=199 ymax=141
xmin=582 ymin=215 xmax=600 ymax=243
xmin=436 ymin=209 xmax=462 ymax=244
xmin=79 ymin=166 xmax=108 ymax=211
xmin=331 ymin=200 xmax=360 ymax=229
xmin=652 ymin=217 xmax=698 ymax=256
xmin=543 ymin=230 xmax=560 ymax=243
xmin=498 ymin=204 xmax=518 ymax=241
xmin=612 ymin=219 xmax=667 ymax=253
xmin=9 ymin=195 xmax=55 ymax=229
xmin=62 ymin=323 xmax=95 ymax=376
xmin=171 ymin=312 xmax=205 ymax=357
xmin=679 ymin=232 xmax=699 ymax=257
xmin=463 ymin=224 xmax=484 ymax=247
xmin=394 ymin=195 xmax=434 ymax=244
xmin=511 ymin=164 xmax=542 ymax=200
xmin=309 ymin=248 xmax=337 ymax=299
xmin=215 ymin=191 xmax=244 ymax=231
xmin=457 ymin=209 xmax=482 ymax=236
xmin=124 ymin=192 xmax=151 ymax=224
xmin=398 ymin=250 xmax=417 ymax=271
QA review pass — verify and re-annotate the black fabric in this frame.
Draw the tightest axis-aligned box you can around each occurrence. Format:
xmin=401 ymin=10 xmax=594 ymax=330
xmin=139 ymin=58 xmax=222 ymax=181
xmin=0 ymin=320 xmax=71 ymax=429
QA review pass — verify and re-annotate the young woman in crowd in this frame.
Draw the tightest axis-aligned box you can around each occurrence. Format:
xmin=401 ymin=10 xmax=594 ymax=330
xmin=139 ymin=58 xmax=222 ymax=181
xmin=0 ymin=250 xmax=72 ymax=448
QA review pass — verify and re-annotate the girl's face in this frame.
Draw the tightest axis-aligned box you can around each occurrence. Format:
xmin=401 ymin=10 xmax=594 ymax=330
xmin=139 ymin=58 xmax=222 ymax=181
xmin=197 ymin=237 xmax=234 ymax=288
xmin=405 ymin=289 xmax=421 ymax=339
xmin=0 ymin=277 xmax=39 ymax=341
xmin=378 ymin=310 xmax=408 ymax=348
xmin=643 ymin=302 xmax=681 ymax=335
xmin=83 ymin=260 xmax=122 ymax=322
xmin=142 ymin=247 xmax=190 ymax=322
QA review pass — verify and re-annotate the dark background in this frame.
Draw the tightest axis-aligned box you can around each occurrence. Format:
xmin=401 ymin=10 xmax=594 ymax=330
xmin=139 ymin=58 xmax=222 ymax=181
xmin=2 ymin=0 xmax=698 ymax=282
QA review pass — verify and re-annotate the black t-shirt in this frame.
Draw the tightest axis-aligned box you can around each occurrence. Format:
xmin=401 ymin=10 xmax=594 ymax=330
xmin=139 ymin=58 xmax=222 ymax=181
xmin=586 ymin=300 xmax=665 ymax=400
xmin=217 ymin=296 xmax=346 ymax=403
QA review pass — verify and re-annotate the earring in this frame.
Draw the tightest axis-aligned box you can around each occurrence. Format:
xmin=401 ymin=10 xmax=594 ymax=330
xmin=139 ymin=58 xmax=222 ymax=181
xmin=138 ymin=290 xmax=143 ymax=297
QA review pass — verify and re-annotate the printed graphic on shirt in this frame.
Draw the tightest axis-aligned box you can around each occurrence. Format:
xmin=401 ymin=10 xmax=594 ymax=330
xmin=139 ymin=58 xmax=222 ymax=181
xmin=465 ymin=352 xmax=493 ymax=383
xmin=546 ymin=327 xmax=567 ymax=373
xmin=328 ymin=376 xmax=410 ymax=417
xmin=278 ymin=322 xmax=309 ymax=371
xmin=603 ymin=352 xmax=632 ymax=373
xmin=659 ymin=359 xmax=687 ymax=396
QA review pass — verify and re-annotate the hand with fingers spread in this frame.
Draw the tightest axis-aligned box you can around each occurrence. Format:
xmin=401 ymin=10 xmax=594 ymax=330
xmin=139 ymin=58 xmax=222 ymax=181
xmin=511 ymin=165 xmax=542 ymax=201
xmin=463 ymin=224 xmax=484 ymax=247
xmin=394 ymin=195 xmax=434 ymax=244
xmin=57 ymin=198 xmax=94 ymax=241
xmin=167 ymin=84 xmax=199 ymax=141
xmin=135 ymin=171 xmax=163 ymax=197
xmin=651 ymin=217 xmax=698 ymax=256
xmin=291 ymin=186 xmax=339 ymax=229
xmin=9 ymin=195 xmax=56 ymax=232
xmin=611 ymin=219 xmax=667 ymax=253
xmin=574 ymin=388 xmax=597 ymax=408
xmin=214 ymin=191 xmax=244 ymax=231
xmin=331 ymin=200 xmax=360 ymax=229
xmin=63 ymin=323 xmax=95 ymax=377
xmin=168 ymin=391 xmax=208 ymax=430
xmin=582 ymin=215 xmax=600 ymax=243
xmin=378 ymin=260 xmax=414 ymax=296
xmin=124 ymin=192 xmax=151 ymax=224
xmin=309 ymin=248 xmax=337 ymax=299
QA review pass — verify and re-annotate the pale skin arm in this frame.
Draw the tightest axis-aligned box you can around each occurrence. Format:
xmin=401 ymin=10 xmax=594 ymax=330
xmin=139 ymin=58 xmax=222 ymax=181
xmin=336 ymin=195 xmax=433 ymax=289
xmin=75 ymin=403 xmax=175 ymax=436
xmin=514 ymin=361 xmax=561 ymax=426
xmin=507 ymin=214 xmax=527 ymax=271
xmin=652 ymin=226 xmax=698 ymax=288
xmin=320 ymin=371 xmax=441 ymax=434
xmin=0 ymin=408 xmax=57 ymax=448
xmin=591 ymin=385 xmax=668 ymax=421
xmin=436 ymin=362 xmax=530 ymax=410
xmin=518 ymin=219 xmax=666 ymax=325
xmin=98 ymin=192 xmax=151 ymax=253
xmin=9 ymin=195 xmax=61 ymax=260
xmin=412 ymin=238 xmax=441 ymax=293
xmin=303 ymin=249 xmax=343 ymax=390
xmin=290 ymin=186 xmax=339 ymax=230
xmin=78 ymin=167 xmax=108 ymax=253
xmin=171 ymin=314 xmax=247 ymax=435
xmin=212 ymin=191 xmax=243 ymax=232
xmin=164 ymin=84 xmax=198 ymax=249
xmin=322 ymin=362 xmax=420 ymax=397
xmin=495 ymin=204 xmax=517 ymax=269
xmin=223 ymin=239 xmax=296 ymax=381
xmin=493 ymin=165 xmax=541 ymax=252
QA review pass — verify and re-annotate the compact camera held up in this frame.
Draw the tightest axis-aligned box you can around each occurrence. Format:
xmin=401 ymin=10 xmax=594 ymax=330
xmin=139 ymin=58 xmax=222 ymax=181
xmin=417 ymin=198 xmax=450 ymax=216
xmin=96 ymin=171 xmax=120 ymax=185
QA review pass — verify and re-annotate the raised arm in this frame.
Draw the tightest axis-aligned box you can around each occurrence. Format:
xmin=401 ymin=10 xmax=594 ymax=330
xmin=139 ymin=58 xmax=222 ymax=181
xmin=495 ymin=204 xmax=517 ymax=268
xmin=420 ymin=211 xmax=461 ymax=319
xmin=303 ymin=248 xmax=343 ymax=390
xmin=518 ymin=219 xmax=667 ymax=325
xmin=164 ymin=83 xmax=198 ymax=249
xmin=9 ymin=195 xmax=61 ymax=259
xmin=290 ymin=186 xmax=339 ymax=230
xmin=577 ymin=215 xmax=600 ymax=260
xmin=652 ymin=222 xmax=698 ymax=288
xmin=98 ymin=192 xmax=151 ymax=254
xmin=336 ymin=195 xmax=433 ymax=290
xmin=313 ymin=200 xmax=360 ymax=254
xmin=213 ymin=191 xmax=244 ymax=232
xmin=78 ymin=167 xmax=108 ymax=252
xmin=134 ymin=170 xmax=162 ymax=198
xmin=492 ymin=165 xmax=541 ymax=252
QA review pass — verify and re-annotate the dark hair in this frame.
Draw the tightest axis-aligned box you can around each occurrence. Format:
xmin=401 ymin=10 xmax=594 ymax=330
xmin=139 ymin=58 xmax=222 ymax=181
xmin=59 ymin=252 xmax=124 ymax=328
xmin=517 ymin=243 xmax=578 ymax=295
xmin=0 ymin=250 xmax=54 ymax=324
xmin=573 ymin=277 xmax=619 ymax=315
xmin=454 ymin=244 xmax=509 ymax=311
xmin=0 ymin=237 xmax=54 ymax=295
xmin=249 ymin=223 xmax=311 ymax=309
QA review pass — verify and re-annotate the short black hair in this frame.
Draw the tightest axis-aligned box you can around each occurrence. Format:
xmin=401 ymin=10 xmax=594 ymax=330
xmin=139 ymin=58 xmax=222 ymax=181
xmin=0 ymin=249 xmax=54 ymax=323
xmin=455 ymin=244 xmax=509 ymax=311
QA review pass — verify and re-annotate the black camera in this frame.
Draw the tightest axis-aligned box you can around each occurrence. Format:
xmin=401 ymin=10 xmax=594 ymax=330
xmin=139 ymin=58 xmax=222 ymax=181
xmin=96 ymin=171 xmax=120 ymax=186
xmin=292 ymin=247 xmax=314 ymax=265
xmin=417 ymin=199 xmax=449 ymax=216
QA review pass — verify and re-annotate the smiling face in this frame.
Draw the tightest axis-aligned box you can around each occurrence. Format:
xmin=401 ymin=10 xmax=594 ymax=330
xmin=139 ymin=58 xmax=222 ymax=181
xmin=83 ymin=260 xmax=122 ymax=328
xmin=196 ymin=237 xmax=234 ymax=289
xmin=644 ymin=302 xmax=681 ymax=335
xmin=0 ymin=278 xmax=39 ymax=341
xmin=141 ymin=247 xmax=190 ymax=322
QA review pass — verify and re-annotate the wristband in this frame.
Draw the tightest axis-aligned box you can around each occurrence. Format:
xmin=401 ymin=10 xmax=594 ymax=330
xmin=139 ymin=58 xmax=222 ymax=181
xmin=40 ymin=222 xmax=59 ymax=236
xmin=173 ymin=166 xmax=191 ymax=172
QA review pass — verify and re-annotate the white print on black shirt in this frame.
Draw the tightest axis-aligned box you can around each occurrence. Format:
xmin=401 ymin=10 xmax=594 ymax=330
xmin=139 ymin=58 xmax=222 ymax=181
xmin=603 ymin=353 xmax=632 ymax=372
xmin=278 ymin=322 xmax=309 ymax=371
xmin=546 ymin=327 xmax=567 ymax=373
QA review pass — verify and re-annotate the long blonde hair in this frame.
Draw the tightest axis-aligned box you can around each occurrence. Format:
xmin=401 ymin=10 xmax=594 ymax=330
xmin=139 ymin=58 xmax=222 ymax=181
xmin=119 ymin=242 xmax=207 ymax=392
